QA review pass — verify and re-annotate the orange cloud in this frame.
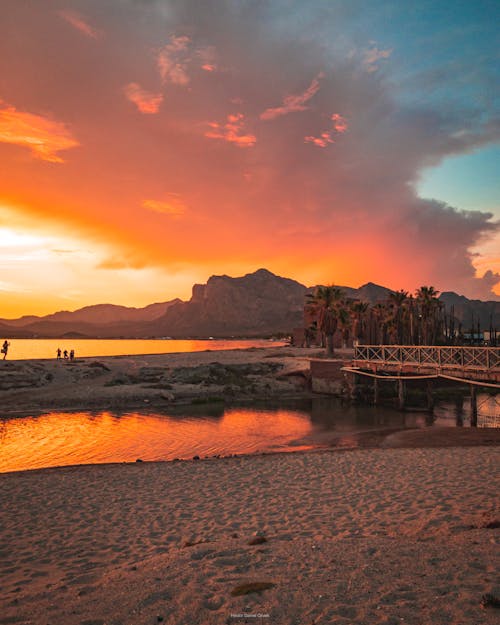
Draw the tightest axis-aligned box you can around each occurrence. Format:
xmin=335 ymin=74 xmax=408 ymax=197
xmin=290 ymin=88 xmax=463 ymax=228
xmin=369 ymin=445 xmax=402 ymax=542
xmin=157 ymin=35 xmax=191 ymax=85
xmin=305 ymin=113 xmax=348 ymax=147
xmin=58 ymin=9 xmax=100 ymax=39
xmin=0 ymin=101 xmax=79 ymax=163
xmin=304 ymin=131 xmax=335 ymax=148
xmin=124 ymin=83 xmax=163 ymax=114
xmin=205 ymin=113 xmax=256 ymax=147
xmin=331 ymin=113 xmax=348 ymax=133
xmin=142 ymin=196 xmax=187 ymax=217
xmin=197 ymin=46 xmax=218 ymax=72
xmin=260 ymin=73 xmax=323 ymax=120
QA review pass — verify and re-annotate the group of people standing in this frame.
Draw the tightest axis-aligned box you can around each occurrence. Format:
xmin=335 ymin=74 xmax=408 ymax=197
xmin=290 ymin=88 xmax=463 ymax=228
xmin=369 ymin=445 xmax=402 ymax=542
xmin=57 ymin=348 xmax=75 ymax=360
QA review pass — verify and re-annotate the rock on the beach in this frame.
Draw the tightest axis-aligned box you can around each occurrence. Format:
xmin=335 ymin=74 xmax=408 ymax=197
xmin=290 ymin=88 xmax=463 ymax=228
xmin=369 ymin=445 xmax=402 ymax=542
xmin=0 ymin=363 xmax=48 ymax=390
xmin=248 ymin=535 xmax=267 ymax=545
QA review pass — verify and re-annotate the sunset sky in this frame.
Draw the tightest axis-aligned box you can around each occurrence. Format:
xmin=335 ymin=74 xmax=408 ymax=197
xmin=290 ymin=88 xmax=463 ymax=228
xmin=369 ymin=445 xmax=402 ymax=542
xmin=1 ymin=0 xmax=499 ymax=317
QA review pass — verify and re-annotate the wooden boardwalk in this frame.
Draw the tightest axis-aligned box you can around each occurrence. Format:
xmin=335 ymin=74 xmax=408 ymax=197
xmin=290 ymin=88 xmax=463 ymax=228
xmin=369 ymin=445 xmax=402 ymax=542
xmin=310 ymin=345 xmax=499 ymax=421
xmin=349 ymin=345 xmax=500 ymax=386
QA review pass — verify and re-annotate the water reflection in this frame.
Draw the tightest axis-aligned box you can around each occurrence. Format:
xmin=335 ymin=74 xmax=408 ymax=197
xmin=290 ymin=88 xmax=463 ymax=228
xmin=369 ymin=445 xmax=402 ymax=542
xmin=0 ymin=394 xmax=497 ymax=474
xmin=308 ymin=396 xmax=419 ymax=430
xmin=433 ymin=393 xmax=498 ymax=427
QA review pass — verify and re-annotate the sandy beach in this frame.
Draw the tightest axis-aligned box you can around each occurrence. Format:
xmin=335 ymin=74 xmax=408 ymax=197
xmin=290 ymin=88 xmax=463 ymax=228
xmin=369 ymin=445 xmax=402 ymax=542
xmin=1 ymin=346 xmax=499 ymax=624
xmin=1 ymin=447 xmax=499 ymax=625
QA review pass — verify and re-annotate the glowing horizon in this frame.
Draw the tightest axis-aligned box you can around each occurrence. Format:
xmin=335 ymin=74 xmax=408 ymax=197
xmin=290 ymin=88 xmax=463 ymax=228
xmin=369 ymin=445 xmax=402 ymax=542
xmin=1 ymin=1 xmax=498 ymax=318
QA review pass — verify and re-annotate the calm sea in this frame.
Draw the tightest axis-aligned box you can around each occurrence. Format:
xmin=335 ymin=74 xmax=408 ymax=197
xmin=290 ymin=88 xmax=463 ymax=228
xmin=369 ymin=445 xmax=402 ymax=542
xmin=1 ymin=396 xmax=497 ymax=473
xmin=1 ymin=338 xmax=286 ymax=361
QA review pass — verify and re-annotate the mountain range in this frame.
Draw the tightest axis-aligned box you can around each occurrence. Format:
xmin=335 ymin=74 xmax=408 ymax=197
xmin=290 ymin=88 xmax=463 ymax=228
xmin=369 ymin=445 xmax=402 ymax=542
xmin=0 ymin=269 xmax=498 ymax=338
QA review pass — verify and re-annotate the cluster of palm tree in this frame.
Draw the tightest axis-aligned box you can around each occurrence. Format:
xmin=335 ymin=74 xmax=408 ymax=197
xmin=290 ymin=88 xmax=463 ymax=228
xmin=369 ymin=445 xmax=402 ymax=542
xmin=305 ymin=284 xmax=465 ymax=356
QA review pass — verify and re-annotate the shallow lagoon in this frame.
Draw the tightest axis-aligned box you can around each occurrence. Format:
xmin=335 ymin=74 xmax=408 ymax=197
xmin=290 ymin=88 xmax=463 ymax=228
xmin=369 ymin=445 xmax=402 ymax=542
xmin=1 ymin=395 xmax=496 ymax=473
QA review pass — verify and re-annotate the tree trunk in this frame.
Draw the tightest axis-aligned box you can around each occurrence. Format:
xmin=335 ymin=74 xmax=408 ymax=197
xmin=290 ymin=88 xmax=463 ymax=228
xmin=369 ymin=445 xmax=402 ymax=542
xmin=325 ymin=333 xmax=335 ymax=357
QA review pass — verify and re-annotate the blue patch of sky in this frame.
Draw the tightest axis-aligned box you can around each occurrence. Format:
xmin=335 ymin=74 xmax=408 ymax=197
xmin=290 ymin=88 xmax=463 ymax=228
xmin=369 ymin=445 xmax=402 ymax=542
xmin=417 ymin=145 xmax=500 ymax=215
xmin=278 ymin=1 xmax=498 ymax=117
xmin=314 ymin=1 xmax=497 ymax=107
xmin=337 ymin=0 xmax=499 ymax=214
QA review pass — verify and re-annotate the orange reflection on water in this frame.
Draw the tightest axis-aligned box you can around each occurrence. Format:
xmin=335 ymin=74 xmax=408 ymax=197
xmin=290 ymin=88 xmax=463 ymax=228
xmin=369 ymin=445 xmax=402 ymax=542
xmin=0 ymin=407 xmax=312 ymax=473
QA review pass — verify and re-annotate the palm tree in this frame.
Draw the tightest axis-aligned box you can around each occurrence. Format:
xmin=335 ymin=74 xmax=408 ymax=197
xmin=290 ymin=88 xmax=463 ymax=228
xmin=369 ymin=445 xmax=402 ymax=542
xmin=304 ymin=320 xmax=318 ymax=347
xmin=372 ymin=302 xmax=392 ymax=344
xmin=415 ymin=286 xmax=441 ymax=344
xmin=306 ymin=286 xmax=346 ymax=356
xmin=388 ymin=290 xmax=409 ymax=344
xmin=339 ymin=306 xmax=351 ymax=349
xmin=350 ymin=301 xmax=369 ymax=345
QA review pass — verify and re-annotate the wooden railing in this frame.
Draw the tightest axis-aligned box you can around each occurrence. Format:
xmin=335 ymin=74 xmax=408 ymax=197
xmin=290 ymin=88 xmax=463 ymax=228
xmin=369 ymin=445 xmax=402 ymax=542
xmin=354 ymin=345 xmax=500 ymax=371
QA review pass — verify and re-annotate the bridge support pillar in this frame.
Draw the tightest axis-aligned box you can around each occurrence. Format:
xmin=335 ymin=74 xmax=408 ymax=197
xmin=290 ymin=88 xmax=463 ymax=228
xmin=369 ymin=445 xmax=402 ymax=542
xmin=373 ymin=377 xmax=379 ymax=405
xmin=426 ymin=380 xmax=434 ymax=412
xmin=455 ymin=396 xmax=464 ymax=427
xmin=397 ymin=378 xmax=405 ymax=410
xmin=344 ymin=371 xmax=358 ymax=400
xmin=470 ymin=385 xmax=478 ymax=427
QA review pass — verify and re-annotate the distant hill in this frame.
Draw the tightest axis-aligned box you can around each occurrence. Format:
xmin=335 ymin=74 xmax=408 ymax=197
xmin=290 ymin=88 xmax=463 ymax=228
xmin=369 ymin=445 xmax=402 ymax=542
xmin=149 ymin=268 xmax=308 ymax=337
xmin=0 ymin=270 xmax=497 ymax=338
xmin=42 ymin=301 xmax=180 ymax=324
xmin=0 ymin=321 xmax=33 ymax=338
xmin=439 ymin=292 xmax=500 ymax=328
xmin=0 ymin=269 xmax=308 ymax=338
xmin=339 ymin=282 xmax=394 ymax=304
xmin=0 ymin=300 xmax=181 ymax=335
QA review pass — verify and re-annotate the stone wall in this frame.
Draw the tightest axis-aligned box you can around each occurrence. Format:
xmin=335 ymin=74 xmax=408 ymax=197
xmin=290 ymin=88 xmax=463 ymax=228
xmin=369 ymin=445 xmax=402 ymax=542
xmin=310 ymin=359 xmax=345 ymax=395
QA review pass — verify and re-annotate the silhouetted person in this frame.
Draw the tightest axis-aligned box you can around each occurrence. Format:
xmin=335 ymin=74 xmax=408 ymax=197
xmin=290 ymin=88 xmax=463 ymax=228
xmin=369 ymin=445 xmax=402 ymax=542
xmin=57 ymin=348 xmax=61 ymax=359
xmin=2 ymin=340 xmax=10 ymax=360
xmin=70 ymin=349 xmax=74 ymax=361
xmin=63 ymin=349 xmax=68 ymax=360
